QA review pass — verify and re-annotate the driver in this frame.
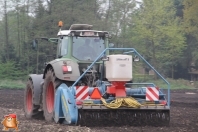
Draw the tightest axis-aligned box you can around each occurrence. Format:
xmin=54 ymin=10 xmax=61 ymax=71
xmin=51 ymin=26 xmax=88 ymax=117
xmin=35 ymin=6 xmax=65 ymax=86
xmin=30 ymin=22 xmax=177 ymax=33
xmin=77 ymin=39 xmax=96 ymax=60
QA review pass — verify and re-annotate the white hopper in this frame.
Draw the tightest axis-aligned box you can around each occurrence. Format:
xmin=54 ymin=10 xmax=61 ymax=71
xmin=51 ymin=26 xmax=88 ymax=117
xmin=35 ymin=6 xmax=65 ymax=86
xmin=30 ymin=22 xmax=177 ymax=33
xmin=105 ymin=54 xmax=132 ymax=81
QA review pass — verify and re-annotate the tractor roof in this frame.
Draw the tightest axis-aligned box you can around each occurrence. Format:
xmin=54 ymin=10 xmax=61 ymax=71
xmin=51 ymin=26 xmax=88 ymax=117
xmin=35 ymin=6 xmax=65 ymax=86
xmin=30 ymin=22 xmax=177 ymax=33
xmin=57 ymin=30 xmax=109 ymax=36
xmin=57 ymin=24 xmax=109 ymax=36
xmin=69 ymin=24 xmax=93 ymax=30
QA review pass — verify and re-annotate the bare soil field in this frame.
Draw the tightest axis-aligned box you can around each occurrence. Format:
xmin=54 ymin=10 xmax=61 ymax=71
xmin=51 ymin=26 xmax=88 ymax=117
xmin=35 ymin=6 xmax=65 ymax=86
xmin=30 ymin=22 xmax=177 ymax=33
xmin=0 ymin=89 xmax=198 ymax=132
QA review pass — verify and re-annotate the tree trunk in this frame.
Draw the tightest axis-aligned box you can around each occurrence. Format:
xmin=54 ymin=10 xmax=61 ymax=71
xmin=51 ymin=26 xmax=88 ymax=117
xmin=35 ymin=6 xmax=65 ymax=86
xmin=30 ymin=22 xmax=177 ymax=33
xmin=17 ymin=3 xmax=20 ymax=58
xmin=36 ymin=44 xmax=39 ymax=74
xmin=151 ymin=39 xmax=157 ymax=79
xmin=105 ymin=0 xmax=111 ymax=30
xmin=4 ymin=0 xmax=9 ymax=61
xmin=27 ymin=0 xmax=30 ymax=73
xmin=171 ymin=63 xmax=174 ymax=79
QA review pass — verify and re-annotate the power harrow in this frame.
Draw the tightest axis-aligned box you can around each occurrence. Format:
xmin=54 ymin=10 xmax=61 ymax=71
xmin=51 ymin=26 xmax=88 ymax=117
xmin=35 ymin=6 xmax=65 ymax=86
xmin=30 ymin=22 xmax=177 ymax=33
xmin=53 ymin=48 xmax=170 ymax=126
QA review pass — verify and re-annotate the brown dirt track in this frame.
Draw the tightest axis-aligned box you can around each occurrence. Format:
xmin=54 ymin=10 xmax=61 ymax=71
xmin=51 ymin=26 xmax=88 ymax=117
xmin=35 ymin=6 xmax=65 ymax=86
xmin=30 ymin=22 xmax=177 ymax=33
xmin=0 ymin=89 xmax=198 ymax=132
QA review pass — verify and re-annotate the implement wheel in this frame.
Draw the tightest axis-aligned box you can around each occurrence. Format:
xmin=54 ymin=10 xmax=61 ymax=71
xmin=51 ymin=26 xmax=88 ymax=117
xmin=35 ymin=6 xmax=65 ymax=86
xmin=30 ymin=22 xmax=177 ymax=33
xmin=42 ymin=69 xmax=62 ymax=122
xmin=24 ymin=78 xmax=41 ymax=118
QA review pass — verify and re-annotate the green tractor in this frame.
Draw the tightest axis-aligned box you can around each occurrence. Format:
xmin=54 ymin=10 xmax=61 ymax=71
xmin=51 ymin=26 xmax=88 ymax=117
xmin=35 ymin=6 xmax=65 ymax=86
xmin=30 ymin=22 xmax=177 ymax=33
xmin=24 ymin=23 xmax=113 ymax=121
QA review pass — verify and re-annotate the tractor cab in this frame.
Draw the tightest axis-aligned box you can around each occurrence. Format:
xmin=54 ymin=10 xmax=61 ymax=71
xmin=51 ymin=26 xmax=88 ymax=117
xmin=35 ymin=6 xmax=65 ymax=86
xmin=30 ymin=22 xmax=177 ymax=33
xmin=55 ymin=23 xmax=112 ymax=86
xmin=56 ymin=23 xmax=111 ymax=62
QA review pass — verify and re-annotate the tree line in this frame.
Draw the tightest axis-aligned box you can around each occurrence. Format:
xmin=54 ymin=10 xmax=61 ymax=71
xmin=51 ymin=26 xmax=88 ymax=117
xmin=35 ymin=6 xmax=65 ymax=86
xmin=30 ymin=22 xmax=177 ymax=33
xmin=0 ymin=0 xmax=197 ymax=80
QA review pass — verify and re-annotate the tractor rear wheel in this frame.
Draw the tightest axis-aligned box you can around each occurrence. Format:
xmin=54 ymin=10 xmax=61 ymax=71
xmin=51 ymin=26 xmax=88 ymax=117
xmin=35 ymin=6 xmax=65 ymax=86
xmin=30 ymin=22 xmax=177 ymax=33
xmin=42 ymin=69 xmax=62 ymax=122
xmin=24 ymin=78 xmax=41 ymax=119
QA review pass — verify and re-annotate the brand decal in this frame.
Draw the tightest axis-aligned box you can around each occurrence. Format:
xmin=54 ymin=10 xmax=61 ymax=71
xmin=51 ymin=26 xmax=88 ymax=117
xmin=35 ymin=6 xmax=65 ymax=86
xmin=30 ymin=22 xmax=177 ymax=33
xmin=116 ymin=58 xmax=129 ymax=61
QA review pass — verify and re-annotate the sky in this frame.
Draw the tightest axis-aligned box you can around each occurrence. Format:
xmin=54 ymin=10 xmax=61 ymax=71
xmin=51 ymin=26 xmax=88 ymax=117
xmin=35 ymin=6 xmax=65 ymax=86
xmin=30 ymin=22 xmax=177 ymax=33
xmin=0 ymin=0 xmax=143 ymax=20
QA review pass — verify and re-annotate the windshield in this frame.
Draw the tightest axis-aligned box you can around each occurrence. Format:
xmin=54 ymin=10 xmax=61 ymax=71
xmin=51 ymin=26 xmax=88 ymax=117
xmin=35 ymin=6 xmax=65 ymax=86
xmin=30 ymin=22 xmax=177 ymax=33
xmin=72 ymin=37 xmax=105 ymax=61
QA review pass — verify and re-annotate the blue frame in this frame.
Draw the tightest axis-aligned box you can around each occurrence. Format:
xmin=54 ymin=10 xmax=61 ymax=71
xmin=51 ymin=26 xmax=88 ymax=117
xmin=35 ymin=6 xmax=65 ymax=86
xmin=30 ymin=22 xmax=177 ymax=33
xmin=71 ymin=48 xmax=170 ymax=107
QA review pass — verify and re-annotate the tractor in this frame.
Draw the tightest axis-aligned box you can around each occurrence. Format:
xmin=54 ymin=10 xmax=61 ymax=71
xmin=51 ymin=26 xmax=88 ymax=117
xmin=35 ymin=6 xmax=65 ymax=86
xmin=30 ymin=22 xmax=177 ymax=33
xmin=24 ymin=22 xmax=170 ymax=126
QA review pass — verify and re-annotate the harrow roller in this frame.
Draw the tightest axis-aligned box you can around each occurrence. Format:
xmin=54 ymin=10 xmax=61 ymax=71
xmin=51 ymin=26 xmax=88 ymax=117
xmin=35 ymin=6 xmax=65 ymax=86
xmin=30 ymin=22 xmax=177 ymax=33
xmin=77 ymin=109 xmax=170 ymax=127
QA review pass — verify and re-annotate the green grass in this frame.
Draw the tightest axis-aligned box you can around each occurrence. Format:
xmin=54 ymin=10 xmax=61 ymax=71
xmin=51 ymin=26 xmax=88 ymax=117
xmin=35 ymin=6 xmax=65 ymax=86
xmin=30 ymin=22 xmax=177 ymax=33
xmin=0 ymin=79 xmax=26 ymax=89
xmin=133 ymin=76 xmax=196 ymax=89
xmin=0 ymin=78 xmax=196 ymax=90
xmin=150 ymin=78 xmax=195 ymax=89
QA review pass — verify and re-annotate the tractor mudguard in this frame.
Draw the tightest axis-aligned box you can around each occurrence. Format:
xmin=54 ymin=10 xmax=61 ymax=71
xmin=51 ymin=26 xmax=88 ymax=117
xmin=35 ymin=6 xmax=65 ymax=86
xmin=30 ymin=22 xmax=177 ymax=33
xmin=29 ymin=74 xmax=44 ymax=105
xmin=44 ymin=59 xmax=80 ymax=81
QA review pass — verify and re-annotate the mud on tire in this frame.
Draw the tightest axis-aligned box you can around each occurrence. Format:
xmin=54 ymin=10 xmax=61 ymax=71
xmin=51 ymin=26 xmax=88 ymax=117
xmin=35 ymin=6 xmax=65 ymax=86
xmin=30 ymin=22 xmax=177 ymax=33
xmin=24 ymin=78 xmax=41 ymax=119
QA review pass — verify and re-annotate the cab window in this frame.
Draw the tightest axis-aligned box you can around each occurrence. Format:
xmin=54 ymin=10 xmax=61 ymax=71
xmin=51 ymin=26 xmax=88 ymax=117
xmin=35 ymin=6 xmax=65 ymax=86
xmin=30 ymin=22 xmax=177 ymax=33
xmin=60 ymin=37 xmax=68 ymax=56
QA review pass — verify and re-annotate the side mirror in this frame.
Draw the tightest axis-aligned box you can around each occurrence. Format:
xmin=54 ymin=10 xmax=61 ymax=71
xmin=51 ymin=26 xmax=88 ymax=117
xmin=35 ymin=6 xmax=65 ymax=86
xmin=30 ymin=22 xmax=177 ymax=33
xmin=133 ymin=55 xmax=140 ymax=62
xmin=49 ymin=38 xmax=58 ymax=44
xmin=109 ymin=43 xmax=114 ymax=48
xmin=32 ymin=39 xmax=38 ymax=50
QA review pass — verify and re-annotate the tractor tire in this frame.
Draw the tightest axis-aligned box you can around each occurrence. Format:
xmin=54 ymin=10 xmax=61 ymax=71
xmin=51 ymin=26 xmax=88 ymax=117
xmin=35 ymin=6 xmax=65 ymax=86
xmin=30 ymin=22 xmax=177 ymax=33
xmin=24 ymin=78 xmax=41 ymax=119
xmin=42 ymin=69 xmax=62 ymax=122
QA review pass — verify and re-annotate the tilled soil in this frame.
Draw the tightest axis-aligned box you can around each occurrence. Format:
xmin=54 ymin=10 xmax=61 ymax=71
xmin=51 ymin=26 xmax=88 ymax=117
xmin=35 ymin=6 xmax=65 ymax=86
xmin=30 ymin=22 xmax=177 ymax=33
xmin=0 ymin=89 xmax=198 ymax=132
